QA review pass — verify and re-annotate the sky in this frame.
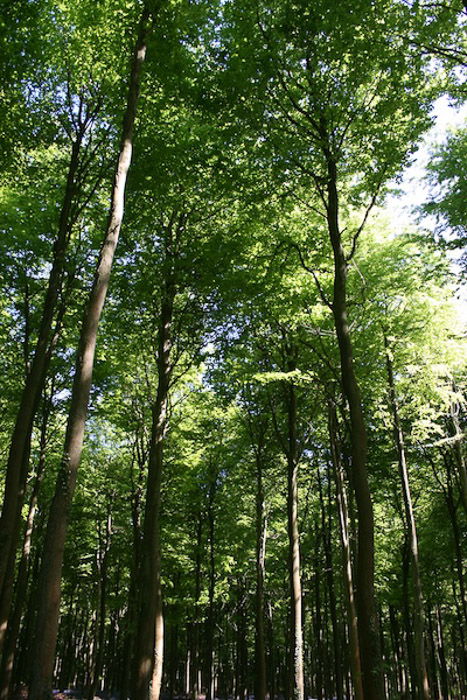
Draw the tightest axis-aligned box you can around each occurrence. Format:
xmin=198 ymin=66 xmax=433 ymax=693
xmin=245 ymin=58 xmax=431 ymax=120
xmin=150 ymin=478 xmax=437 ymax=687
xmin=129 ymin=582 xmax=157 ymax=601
xmin=386 ymin=96 xmax=467 ymax=325
xmin=387 ymin=95 xmax=467 ymax=230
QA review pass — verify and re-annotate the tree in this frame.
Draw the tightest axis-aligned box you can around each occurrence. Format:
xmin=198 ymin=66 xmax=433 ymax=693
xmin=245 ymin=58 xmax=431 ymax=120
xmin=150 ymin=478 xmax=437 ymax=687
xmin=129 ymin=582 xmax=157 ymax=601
xmin=29 ymin=7 xmax=154 ymax=696
xmin=425 ymin=124 xmax=467 ymax=274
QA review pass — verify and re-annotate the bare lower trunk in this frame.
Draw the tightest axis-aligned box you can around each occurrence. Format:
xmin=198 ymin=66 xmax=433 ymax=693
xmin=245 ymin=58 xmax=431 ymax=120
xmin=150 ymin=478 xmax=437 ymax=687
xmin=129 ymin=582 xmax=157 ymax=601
xmin=121 ymin=441 xmax=145 ymax=699
xmin=255 ymin=450 xmax=267 ymax=700
xmin=444 ymin=456 xmax=467 ymax=629
xmin=0 ymin=429 xmax=32 ymax=662
xmin=151 ymin=602 xmax=165 ymax=700
xmin=0 ymin=403 xmax=48 ymax=699
xmin=192 ymin=515 xmax=203 ymax=699
xmin=436 ymin=607 xmax=449 ymax=700
xmin=206 ymin=472 xmax=216 ymax=700
xmin=88 ymin=507 xmax=112 ymax=700
xmin=286 ymin=374 xmax=304 ymax=700
xmin=319 ymin=461 xmax=343 ymax=700
xmin=384 ymin=333 xmax=430 ymax=700
xmin=28 ymin=14 xmax=151 ymax=699
xmin=329 ymin=403 xmax=364 ymax=700
xmin=266 ymin=601 xmax=276 ymax=700
xmin=312 ymin=520 xmax=323 ymax=700
xmin=132 ymin=389 xmax=167 ymax=700
xmin=234 ymin=580 xmax=247 ymax=700
xmin=132 ymin=279 xmax=174 ymax=700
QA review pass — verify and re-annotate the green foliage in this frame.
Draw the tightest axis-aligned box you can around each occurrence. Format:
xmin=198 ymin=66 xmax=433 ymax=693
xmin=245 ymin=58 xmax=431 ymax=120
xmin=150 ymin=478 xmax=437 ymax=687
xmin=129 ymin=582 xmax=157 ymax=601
xmin=425 ymin=123 xmax=467 ymax=272
xmin=1 ymin=1 xmax=466 ymax=696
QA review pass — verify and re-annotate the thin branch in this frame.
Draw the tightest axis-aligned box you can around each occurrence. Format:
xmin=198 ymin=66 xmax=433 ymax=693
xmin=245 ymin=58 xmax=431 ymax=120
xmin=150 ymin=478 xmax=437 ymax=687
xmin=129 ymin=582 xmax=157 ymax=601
xmin=289 ymin=191 xmax=327 ymax=220
xmin=346 ymin=177 xmax=385 ymax=261
xmin=291 ymin=242 xmax=333 ymax=310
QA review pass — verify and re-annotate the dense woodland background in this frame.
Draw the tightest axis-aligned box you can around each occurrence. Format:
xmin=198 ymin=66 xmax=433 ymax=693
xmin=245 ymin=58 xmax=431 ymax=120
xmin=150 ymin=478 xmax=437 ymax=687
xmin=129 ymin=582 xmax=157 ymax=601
xmin=0 ymin=1 xmax=466 ymax=699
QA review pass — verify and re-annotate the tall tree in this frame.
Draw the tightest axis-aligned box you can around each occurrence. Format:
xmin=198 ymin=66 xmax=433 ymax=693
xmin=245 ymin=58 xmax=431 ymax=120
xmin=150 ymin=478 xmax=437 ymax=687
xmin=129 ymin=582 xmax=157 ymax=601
xmin=383 ymin=331 xmax=430 ymax=700
xmin=0 ymin=91 xmax=101 ymax=610
xmin=29 ymin=7 xmax=154 ymax=696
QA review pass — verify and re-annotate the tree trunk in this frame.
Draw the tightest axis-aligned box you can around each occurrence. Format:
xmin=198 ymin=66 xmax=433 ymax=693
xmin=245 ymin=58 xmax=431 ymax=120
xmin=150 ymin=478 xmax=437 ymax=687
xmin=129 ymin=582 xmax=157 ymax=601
xmin=328 ymin=400 xmax=364 ymax=700
xmin=286 ymin=372 xmax=304 ymax=700
xmin=390 ymin=604 xmax=407 ymax=698
xmin=320 ymin=460 xmax=343 ymax=700
xmin=121 ymin=436 xmax=146 ymax=700
xmin=206 ymin=470 xmax=216 ymax=700
xmin=312 ymin=519 xmax=323 ymax=700
xmin=266 ymin=600 xmax=276 ymax=700
xmin=323 ymin=148 xmax=384 ymax=699
xmin=0 ymin=399 xmax=49 ymax=699
xmin=168 ymin=618 xmax=179 ymax=700
xmin=384 ymin=332 xmax=430 ymax=699
xmin=401 ymin=536 xmax=417 ymax=699
xmin=443 ymin=454 xmax=467 ymax=629
xmin=0 ymin=424 xmax=32 ymax=662
xmin=435 ymin=607 xmax=449 ymax=700
xmin=13 ymin=511 xmax=44 ymax=687
xmin=132 ymin=272 xmax=175 ymax=700
xmin=426 ymin=605 xmax=440 ymax=700
xmin=235 ymin=580 xmax=247 ymax=700
xmin=0 ymin=129 xmax=85 ymax=601
xmin=88 ymin=506 xmax=112 ymax=700
xmin=452 ymin=579 xmax=467 ymax=696
xmin=192 ymin=513 xmax=203 ymax=699
xmin=255 ymin=446 xmax=267 ymax=700
xmin=28 ymin=13 xmax=151 ymax=698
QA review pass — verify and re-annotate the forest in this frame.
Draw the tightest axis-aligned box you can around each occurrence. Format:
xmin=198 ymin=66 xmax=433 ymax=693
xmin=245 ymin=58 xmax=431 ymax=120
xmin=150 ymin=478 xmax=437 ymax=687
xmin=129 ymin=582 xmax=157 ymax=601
xmin=0 ymin=1 xmax=466 ymax=699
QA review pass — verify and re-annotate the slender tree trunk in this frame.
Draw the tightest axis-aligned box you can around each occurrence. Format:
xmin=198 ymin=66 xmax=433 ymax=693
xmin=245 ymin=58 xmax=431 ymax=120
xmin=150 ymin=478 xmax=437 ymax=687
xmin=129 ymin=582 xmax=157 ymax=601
xmin=320 ymin=461 xmax=343 ymax=700
xmin=13 ymin=510 xmax=43 ymax=687
xmin=0 ymin=400 xmax=49 ymax=699
xmin=0 ymin=131 xmax=85 ymax=603
xmin=328 ymin=401 xmax=364 ymax=700
xmin=426 ymin=606 xmax=440 ymax=700
xmin=205 ymin=470 xmax=216 ymax=700
xmin=402 ymin=536 xmax=417 ymax=699
xmin=384 ymin=333 xmax=430 ymax=699
xmin=28 ymin=13 xmax=151 ymax=698
xmin=168 ymin=616 xmax=179 ymax=700
xmin=235 ymin=580 xmax=247 ymax=700
xmin=107 ymin=571 xmax=121 ymax=694
xmin=322 ymin=147 xmax=384 ymax=699
xmin=435 ymin=607 xmax=449 ymax=700
xmin=443 ymin=454 xmax=467 ymax=629
xmin=0 ymin=424 xmax=32 ymax=663
xmin=286 ymin=375 xmax=304 ymax=700
xmin=56 ymin=584 xmax=78 ymax=690
xmin=390 ymin=604 xmax=406 ymax=698
xmin=322 ymin=586 xmax=332 ymax=700
xmin=88 ymin=506 xmax=112 ymax=700
xmin=0 ymin=343 xmax=63 ymax=664
xmin=185 ymin=645 xmax=191 ymax=696
xmin=255 ymin=447 xmax=267 ymax=700
xmin=452 ymin=579 xmax=467 ymax=695
xmin=133 ymin=269 xmax=175 ymax=700
xmin=312 ymin=519 xmax=323 ymax=700
xmin=192 ymin=513 xmax=203 ymax=699
xmin=266 ymin=600 xmax=276 ymax=700
xmin=121 ymin=439 xmax=145 ymax=699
